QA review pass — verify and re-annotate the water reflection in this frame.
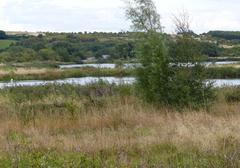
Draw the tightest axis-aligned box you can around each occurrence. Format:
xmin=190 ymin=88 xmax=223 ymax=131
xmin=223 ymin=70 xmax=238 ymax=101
xmin=0 ymin=77 xmax=240 ymax=89
xmin=59 ymin=61 xmax=240 ymax=69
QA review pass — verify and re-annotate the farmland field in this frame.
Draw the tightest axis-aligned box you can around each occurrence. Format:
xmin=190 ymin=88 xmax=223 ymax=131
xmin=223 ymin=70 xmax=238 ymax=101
xmin=0 ymin=40 xmax=15 ymax=49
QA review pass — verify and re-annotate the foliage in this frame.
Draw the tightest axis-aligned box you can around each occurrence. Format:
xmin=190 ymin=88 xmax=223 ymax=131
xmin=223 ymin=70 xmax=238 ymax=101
xmin=0 ymin=32 xmax=137 ymax=63
xmin=125 ymin=0 xmax=162 ymax=32
xmin=135 ymin=32 xmax=172 ymax=103
xmin=170 ymin=35 xmax=202 ymax=63
xmin=0 ymin=30 xmax=240 ymax=63
xmin=164 ymin=34 xmax=214 ymax=108
xmin=0 ymin=46 xmax=38 ymax=62
xmin=199 ymin=42 xmax=222 ymax=57
xmin=126 ymin=0 xmax=215 ymax=109
xmin=39 ymin=48 xmax=60 ymax=61
xmin=208 ymin=31 xmax=240 ymax=40
xmin=0 ymin=30 xmax=7 ymax=39
xmin=169 ymin=32 xmax=215 ymax=108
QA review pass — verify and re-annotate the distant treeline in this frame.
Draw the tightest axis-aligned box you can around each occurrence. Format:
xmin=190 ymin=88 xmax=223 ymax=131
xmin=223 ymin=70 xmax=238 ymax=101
xmin=0 ymin=30 xmax=238 ymax=63
xmin=207 ymin=31 xmax=240 ymax=40
xmin=0 ymin=31 xmax=136 ymax=63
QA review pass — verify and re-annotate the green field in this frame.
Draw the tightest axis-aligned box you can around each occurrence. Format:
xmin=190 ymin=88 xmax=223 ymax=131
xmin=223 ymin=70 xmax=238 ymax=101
xmin=0 ymin=40 xmax=15 ymax=49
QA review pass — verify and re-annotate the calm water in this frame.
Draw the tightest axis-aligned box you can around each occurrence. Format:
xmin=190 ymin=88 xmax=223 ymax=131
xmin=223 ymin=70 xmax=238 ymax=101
xmin=0 ymin=77 xmax=240 ymax=89
xmin=0 ymin=77 xmax=135 ymax=89
xmin=203 ymin=61 xmax=240 ymax=66
xmin=59 ymin=64 xmax=116 ymax=69
xmin=59 ymin=63 xmax=139 ymax=69
xmin=59 ymin=61 xmax=240 ymax=69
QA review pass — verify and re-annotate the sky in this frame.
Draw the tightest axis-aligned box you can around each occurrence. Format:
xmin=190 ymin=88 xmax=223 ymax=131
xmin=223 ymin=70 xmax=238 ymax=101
xmin=0 ymin=0 xmax=239 ymax=34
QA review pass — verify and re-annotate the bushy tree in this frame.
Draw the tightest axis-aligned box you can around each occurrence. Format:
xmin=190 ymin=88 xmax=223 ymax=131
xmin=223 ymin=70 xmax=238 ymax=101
xmin=125 ymin=0 xmax=162 ymax=32
xmin=169 ymin=37 xmax=214 ymax=108
xmin=171 ymin=11 xmax=215 ymax=108
xmin=125 ymin=1 xmax=215 ymax=109
xmin=39 ymin=48 xmax=60 ymax=61
xmin=115 ymin=42 xmax=135 ymax=59
xmin=0 ymin=46 xmax=38 ymax=62
xmin=199 ymin=42 xmax=221 ymax=57
xmin=125 ymin=0 xmax=174 ymax=104
xmin=0 ymin=30 xmax=7 ymax=39
xmin=135 ymin=31 xmax=174 ymax=104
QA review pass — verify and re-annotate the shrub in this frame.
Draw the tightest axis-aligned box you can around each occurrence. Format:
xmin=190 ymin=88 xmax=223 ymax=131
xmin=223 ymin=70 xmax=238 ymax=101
xmin=135 ymin=33 xmax=215 ymax=109
xmin=126 ymin=0 xmax=215 ymax=109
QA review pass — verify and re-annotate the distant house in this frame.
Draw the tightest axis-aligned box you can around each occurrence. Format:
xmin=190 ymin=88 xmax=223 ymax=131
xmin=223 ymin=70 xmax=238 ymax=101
xmin=102 ymin=55 xmax=111 ymax=59
xmin=83 ymin=57 xmax=97 ymax=63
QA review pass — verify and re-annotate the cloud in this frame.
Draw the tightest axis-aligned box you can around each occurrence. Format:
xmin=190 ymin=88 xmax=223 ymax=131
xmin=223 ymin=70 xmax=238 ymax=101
xmin=0 ymin=0 xmax=128 ymax=32
xmin=0 ymin=1 xmax=26 ymax=30
xmin=154 ymin=0 xmax=240 ymax=33
xmin=0 ymin=0 xmax=239 ymax=33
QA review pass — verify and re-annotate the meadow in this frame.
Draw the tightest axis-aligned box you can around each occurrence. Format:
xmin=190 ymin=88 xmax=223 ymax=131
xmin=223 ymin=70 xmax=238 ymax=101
xmin=0 ymin=83 xmax=240 ymax=167
xmin=0 ymin=40 xmax=15 ymax=49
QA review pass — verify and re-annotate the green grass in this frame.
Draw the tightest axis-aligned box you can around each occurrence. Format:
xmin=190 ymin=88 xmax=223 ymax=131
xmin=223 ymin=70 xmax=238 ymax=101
xmin=0 ymin=40 xmax=16 ymax=49
xmin=0 ymin=65 xmax=239 ymax=82
xmin=0 ymin=144 xmax=239 ymax=168
xmin=206 ymin=67 xmax=240 ymax=79
xmin=0 ymin=67 xmax=134 ymax=81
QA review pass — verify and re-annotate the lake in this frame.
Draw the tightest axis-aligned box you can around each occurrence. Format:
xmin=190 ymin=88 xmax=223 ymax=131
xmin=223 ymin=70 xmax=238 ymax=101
xmin=1 ymin=77 xmax=240 ymax=89
xmin=59 ymin=63 xmax=138 ymax=69
xmin=59 ymin=61 xmax=240 ymax=69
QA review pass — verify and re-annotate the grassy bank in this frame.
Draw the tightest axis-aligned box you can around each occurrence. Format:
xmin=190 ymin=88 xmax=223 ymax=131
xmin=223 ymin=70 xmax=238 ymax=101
xmin=0 ymin=67 xmax=133 ymax=81
xmin=1 ymin=66 xmax=240 ymax=82
xmin=0 ymin=84 xmax=240 ymax=167
xmin=206 ymin=67 xmax=240 ymax=79
xmin=1 ymin=61 xmax=240 ymax=81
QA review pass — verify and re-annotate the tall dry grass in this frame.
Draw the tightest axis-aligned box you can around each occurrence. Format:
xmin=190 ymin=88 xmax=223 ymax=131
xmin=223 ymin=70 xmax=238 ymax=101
xmin=0 ymin=67 xmax=132 ymax=81
xmin=0 ymin=90 xmax=240 ymax=156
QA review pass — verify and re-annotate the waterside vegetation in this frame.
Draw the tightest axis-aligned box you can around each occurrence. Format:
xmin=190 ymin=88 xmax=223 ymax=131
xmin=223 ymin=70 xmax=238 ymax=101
xmin=0 ymin=83 xmax=239 ymax=167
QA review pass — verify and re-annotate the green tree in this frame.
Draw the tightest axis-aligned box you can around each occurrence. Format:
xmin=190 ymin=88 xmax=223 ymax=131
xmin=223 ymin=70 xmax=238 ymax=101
xmin=115 ymin=42 xmax=135 ymax=59
xmin=39 ymin=48 xmax=60 ymax=61
xmin=170 ymin=11 xmax=215 ymax=108
xmin=125 ymin=0 xmax=173 ymax=104
xmin=125 ymin=0 xmax=162 ymax=32
xmin=0 ymin=46 xmax=38 ymax=62
xmin=199 ymin=42 xmax=221 ymax=57
xmin=126 ymin=1 xmax=214 ymax=108
xmin=0 ymin=30 xmax=7 ymax=39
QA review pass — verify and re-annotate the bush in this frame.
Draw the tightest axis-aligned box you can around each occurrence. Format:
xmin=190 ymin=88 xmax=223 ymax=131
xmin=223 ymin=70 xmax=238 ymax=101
xmin=126 ymin=0 xmax=215 ymax=109
xmin=0 ymin=30 xmax=7 ymax=39
xmin=135 ymin=32 xmax=215 ymax=109
xmin=135 ymin=32 xmax=172 ymax=104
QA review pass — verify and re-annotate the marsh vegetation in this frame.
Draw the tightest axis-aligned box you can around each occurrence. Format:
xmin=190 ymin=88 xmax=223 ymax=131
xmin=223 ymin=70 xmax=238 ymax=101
xmin=0 ymin=84 xmax=240 ymax=167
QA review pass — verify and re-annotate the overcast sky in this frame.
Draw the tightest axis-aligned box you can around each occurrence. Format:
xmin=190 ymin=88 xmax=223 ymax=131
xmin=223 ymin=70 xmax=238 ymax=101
xmin=0 ymin=0 xmax=239 ymax=34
